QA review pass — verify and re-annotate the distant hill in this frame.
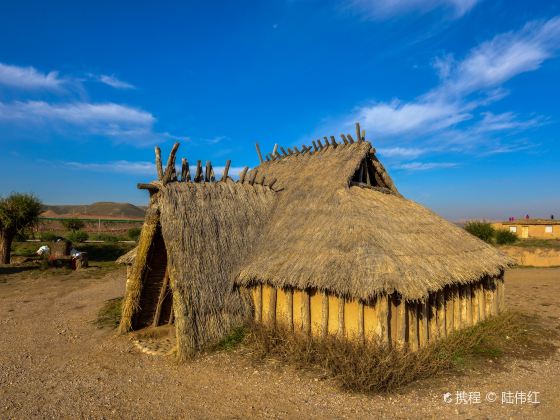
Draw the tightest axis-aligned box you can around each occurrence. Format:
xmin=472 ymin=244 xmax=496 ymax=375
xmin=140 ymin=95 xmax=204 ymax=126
xmin=42 ymin=202 xmax=146 ymax=220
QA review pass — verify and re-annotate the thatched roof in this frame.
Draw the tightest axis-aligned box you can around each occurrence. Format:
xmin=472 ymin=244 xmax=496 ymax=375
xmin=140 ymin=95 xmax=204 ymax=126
xmin=235 ymin=141 xmax=512 ymax=301
xmin=116 ymin=247 xmax=137 ymax=265
xmin=157 ymin=181 xmax=276 ymax=355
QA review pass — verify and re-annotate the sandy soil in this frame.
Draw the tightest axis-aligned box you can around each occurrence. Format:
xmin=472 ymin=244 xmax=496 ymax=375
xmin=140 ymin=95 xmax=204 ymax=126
xmin=1 ymin=265 xmax=559 ymax=419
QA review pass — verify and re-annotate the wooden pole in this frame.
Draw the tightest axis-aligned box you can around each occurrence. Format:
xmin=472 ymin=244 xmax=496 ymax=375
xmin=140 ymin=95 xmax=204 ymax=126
xmin=338 ymin=297 xmax=345 ymax=338
xmin=340 ymin=134 xmax=349 ymax=145
xmin=396 ymin=298 xmax=407 ymax=347
xmin=221 ymin=160 xmax=231 ymax=181
xmin=302 ymin=290 xmax=311 ymax=335
xmin=286 ymin=289 xmax=294 ymax=331
xmin=181 ymin=158 xmax=190 ymax=182
xmin=162 ymin=142 xmax=180 ymax=184
xmin=321 ymin=292 xmax=329 ymax=337
xmin=194 ymin=160 xmax=203 ymax=182
xmin=155 ymin=146 xmax=164 ymax=181
xmin=239 ymin=166 xmax=248 ymax=183
xmin=204 ymin=161 xmax=211 ymax=182
xmin=428 ymin=295 xmax=438 ymax=341
xmin=453 ymin=286 xmax=461 ymax=330
xmin=272 ymin=144 xmax=278 ymax=157
xmin=355 ymin=122 xmax=362 ymax=143
xmin=437 ymin=291 xmax=446 ymax=338
xmin=376 ymin=295 xmax=389 ymax=343
xmin=268 ymin=287 xmax=277 ymax=325
xmin=445 ymin=289 xmax=454 ymax=334
xmin=255 ymin=143 xmax=264 ymax=163
xmin=419 ymin=300 xmax=429 ymax=346
xmin=358 ymin=301 xmax=365 ymax=342
xmin=408 ymin=302 xmax=419 ymax=351
xmin=255 ymin=284 xmax=262 ymax=322
xmin=153 ymin=269 xmax=170 ymax=327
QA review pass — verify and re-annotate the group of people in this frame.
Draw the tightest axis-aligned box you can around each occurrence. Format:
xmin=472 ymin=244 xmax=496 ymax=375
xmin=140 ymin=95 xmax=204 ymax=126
xmin=507 ymin=214 xmax=554 ymax=222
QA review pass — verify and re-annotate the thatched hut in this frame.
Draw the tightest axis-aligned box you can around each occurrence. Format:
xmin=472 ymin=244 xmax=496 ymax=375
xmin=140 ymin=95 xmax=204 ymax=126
xmin=120 ymin=125 xmax=512 ymax=359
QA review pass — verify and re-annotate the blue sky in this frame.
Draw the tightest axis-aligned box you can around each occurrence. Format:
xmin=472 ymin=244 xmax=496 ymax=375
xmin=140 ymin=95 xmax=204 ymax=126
xmin=1 ymin=0 xmax=559 ymax=220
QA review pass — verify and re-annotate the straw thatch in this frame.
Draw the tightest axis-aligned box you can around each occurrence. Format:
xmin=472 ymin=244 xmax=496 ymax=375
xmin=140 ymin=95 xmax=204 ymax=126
xmin=156 ymin=180 xmax=276 ymax=358
xmin=116 ymin=247 xmax=137 ymax=265
xmin=236 ymin=141 xmax=512 ymax=301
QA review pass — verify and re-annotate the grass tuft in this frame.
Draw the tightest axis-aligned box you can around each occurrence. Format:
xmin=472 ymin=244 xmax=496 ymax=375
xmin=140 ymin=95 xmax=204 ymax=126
xmin=95 ymin=297 xmax=123 ymax=329
xmin=243 ymin=311 xmax=557 ymax=394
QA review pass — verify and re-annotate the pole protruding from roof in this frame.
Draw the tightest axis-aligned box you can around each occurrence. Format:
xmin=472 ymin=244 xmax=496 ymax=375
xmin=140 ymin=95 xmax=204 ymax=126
xmin=194 ymin=160 xmax=203 ymax=182
xmin=155 ymin=146 xmax=164 ymax=181
xmin=221 ymin=160 xmax=231 ymax=180
xmin=239 ymin=166 xmax=249 ymax=183
xmin=346 ymin=134 xmax=355 ymax=144
xmin=204 ymin=161 xmax=212 ymax=182
xmin=272 ymin=144 xmax=278 ymax=156
xmin=330 ymin=136 xmax=338 ymax=147
xmin=341 ymin=134 xmax=351 ymax=144
xmin=162 ymin=142 xmax=180 ymax=184
xmin=255 ymin=143 xmax=264 ymax=163
xmin=181 ymin=158 xmax=191 ymax=182
xmin=355 ymin=122 xmax=363 ymax=143
xmin=280 ymin=147 xmax=288 ymax=157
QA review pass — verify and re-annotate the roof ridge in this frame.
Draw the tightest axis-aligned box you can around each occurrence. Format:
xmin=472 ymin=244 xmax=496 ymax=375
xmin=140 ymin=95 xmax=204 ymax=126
xmin=137 ymin=143 xmax=281 ymax=194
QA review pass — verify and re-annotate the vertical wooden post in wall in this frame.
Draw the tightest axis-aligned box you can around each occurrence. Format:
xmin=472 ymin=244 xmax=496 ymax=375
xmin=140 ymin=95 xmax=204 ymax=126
xmin=497 ymin=277 xmax=505 ymax=313
xmin=418 ymin=300 xmax=429 ymax=347
xmin=389 ymin=294 xmax=398 ymax=346
xmin=460 ymin=286 xmax=468 ymax=326
xmin=152 ymin=269 xmax=170 ymax=327
xmin=376 ymin=295 xmax=389 ymax=343
xmin=465 ymin=285 xmax=473 ymax=327
xmin=428 ymin=295 xmax=438 ymax=341
xmin=321 ymin=291 xmax=329 ymax=337
xmin=396 ymin=298 xmax=407 ymax=347
xmin=453 ymin=286 xmax=461 ymax=331
xmin=484 ymin=278 xmax=494 ymax=318
xmin=255 ymin=284 xmax=263 ymax=322
xmin=472 ymin=283 xmax=480 ymax=324
xmin=302 ymin=290 xmax=311 ymax=335
xmin=492 ymin=278 xmax=499 ymax=316
xmin=286 ymin=289 xmax=294 ymax=331
xmin=268 ymin=287 xmax=277 ymax=325
xmin=436 ymin=291 xmax=446 ymax=338
xmin=407 ymin=302 xmax=419 ymax=351
xmin=445 ymin=289 xmax=454 ymax=334
xmin=338 ymin=297 xmax=345 ymax=338
xmin=358 ymin=301 xmax=365 ymax=342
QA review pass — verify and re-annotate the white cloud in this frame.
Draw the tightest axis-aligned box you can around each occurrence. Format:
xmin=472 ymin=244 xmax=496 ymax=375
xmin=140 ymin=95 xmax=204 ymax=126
xmin=395 ymin=161 xmax=457 ymax=171
xmin=432 ymin=17 xmax=560 ymax=98
xmin=0 ymin=62 xmax=63 ymax=90
xmin=347 ymin=0 xmax=479 ymax=20
xmin=96 ymin=74 xmax=136 ymax=90
xmin=343 ymin=16 xmax=560 ymax=152
xmin=62 ymin=160 xmax=248 ymax=179
xmin=378 ymin=147 xmax=427 ymax=158
xmin=0 ymin=100 xmax=160 ymax=144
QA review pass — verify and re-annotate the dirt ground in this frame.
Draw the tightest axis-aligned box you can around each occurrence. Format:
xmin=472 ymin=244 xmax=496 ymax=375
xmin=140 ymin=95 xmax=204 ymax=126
xmin=1 ymin=265 xmax=559 ymax=419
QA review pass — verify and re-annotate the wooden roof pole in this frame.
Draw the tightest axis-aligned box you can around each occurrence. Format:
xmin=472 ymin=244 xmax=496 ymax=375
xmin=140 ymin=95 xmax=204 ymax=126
xmin=221 ymin=160 xmax=231 ymax=181
xmin=162 ymin=142 xmax=180 ymax=184
xmin=356 ymin=122 xmax=362 ymax=143
xmin=181 ymin=158 xmax=191 ymax=182
xmin=155 ymin=146 xmax=164 ymax=180
xmin=255 ymin=143 xmax=264 ymax=163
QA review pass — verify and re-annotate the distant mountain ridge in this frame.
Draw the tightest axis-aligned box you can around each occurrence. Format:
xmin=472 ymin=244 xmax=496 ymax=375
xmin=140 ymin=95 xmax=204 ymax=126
xmin=42 ymin=202 xmax=146 ymax=220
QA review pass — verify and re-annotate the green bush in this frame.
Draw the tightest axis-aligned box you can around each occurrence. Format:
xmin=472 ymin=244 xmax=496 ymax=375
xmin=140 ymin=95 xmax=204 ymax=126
xmin=495 ymin=229 xmax=518 ymax=245
xmin=61 ymin=218 xmax=85 ymax=232
xmin=40 ymin=231 xmax=60 ymax=241
xmin=93 ymin=233 xmax=119 ymax=243
xmin=128 ymin=227 xmax=141 ymax=241
xmin=464 ymin=221 xmax=495 ymax=243
xmin=68 ymin=230 xmax=89 ymax=243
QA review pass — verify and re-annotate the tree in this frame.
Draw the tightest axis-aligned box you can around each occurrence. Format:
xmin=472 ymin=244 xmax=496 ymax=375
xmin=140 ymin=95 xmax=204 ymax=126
xmin=0 ymin=193 xmax=43 ymax=264
xmin=61 ymin=218 xmax=85 ymax=232
xmin=464 ymin=221 xmax=495 ymax=244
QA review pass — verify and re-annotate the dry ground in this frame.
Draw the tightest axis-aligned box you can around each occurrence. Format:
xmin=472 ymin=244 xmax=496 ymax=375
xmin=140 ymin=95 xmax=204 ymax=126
xmin=1 ymin=265 xmax=559 ymax=419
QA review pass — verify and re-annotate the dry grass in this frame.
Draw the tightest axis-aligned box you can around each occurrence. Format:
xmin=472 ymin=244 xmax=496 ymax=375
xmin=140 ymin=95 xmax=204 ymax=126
xmin=242 ymin=311 xmax=557 ymax=394
xmin=95 ymin=297 xmax=122 ymax=329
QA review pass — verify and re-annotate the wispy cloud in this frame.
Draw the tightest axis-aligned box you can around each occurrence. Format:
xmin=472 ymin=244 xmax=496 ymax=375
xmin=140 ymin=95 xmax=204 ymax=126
xmin=377 ymin=147 xmax=428 ymax=159
xmin=334 ymin=16 xmax=560 ymax=164
xmin=0 ymin=62 xmax=64 ymax=90
xmin=0 ymin=100 xmax=161 ymax=144
xmin=395 ymin=161 xmax=458 ymax=171
xmin=62 ymin=160 xmax=248 ymax=179
xmin=346 ymin=0 xmax=480 ymax=20
xmin=93 ymin=74 xmax=136 ymax=90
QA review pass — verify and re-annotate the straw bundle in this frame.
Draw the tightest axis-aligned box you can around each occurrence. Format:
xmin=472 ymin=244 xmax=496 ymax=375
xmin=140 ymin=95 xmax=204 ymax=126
xmin=157 ymin=180 xmax=276 ymax=359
